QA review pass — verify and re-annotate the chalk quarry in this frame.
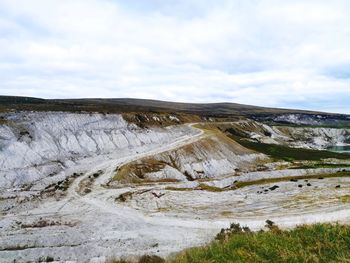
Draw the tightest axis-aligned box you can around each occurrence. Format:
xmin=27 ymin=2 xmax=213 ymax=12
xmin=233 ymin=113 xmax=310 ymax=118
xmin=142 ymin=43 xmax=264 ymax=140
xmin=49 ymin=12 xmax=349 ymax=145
xmin=0 ymin=110 xmax=350 ymax=262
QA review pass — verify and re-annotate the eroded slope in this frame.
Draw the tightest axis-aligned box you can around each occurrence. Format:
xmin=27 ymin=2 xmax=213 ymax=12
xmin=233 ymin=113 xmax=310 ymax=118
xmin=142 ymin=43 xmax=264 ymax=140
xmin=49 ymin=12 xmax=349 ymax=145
xmin=1 ymin=111 xmax=350 ymax=262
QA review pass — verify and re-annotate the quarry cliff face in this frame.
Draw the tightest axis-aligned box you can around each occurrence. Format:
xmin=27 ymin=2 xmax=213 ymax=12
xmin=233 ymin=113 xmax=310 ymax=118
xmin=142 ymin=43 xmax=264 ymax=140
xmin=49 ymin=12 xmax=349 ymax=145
xmin=0 ymin=112 xmax=196 ymax=190
xmin=223 ymin=119 xmax=350 ymax=149
xmin=1 ymin=112 xmax=349 ymax=191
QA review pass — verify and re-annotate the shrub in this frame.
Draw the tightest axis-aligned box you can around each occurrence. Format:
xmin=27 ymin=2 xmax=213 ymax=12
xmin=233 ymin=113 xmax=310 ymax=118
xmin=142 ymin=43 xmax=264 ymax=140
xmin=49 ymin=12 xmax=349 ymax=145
xmin=170 ymin=223 xmax=350 ymax=263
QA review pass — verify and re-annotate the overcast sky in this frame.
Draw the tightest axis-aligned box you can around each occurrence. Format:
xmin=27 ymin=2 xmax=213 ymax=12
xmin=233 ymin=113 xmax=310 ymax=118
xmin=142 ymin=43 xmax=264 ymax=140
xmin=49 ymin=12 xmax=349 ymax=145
xmin=0 ymin=0 xmax=350 ymax=113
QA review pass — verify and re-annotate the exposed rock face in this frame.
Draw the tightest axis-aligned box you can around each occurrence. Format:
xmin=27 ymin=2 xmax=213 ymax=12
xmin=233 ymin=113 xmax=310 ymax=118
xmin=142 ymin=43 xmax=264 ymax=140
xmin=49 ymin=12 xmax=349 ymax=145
xmin=0 ymin=112 xmax=195 ymax=190
xmin=227 ymin=120 xmax=350 ymax=149
xmin=275 ymin=126 xmax=350 ymax=149
xmin=1 ymin=112 xmax=348 ymax=191
xmin=251 ymin=113 xmax=350 ymax=126
xmin=115 ymin=134 xmax=263 ymax=184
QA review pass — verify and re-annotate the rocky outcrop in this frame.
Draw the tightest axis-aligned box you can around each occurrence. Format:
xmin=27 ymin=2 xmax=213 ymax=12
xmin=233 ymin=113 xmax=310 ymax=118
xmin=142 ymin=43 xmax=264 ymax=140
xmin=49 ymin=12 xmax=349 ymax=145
xmin=113 ymin=133 xmax=264 ymax=184
xmin=0 ymin=112 xmax=196 ymax=190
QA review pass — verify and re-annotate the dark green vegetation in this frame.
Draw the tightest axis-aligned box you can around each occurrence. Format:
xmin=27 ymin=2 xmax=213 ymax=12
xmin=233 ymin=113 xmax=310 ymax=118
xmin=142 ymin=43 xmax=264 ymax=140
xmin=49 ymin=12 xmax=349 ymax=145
xmin=225 ymin=128 xmax=350 ymax=161
xmin=109 ymin=222 xmax=350 ymax=263
xmin=170 ymin=222 xmax=350 ymax=263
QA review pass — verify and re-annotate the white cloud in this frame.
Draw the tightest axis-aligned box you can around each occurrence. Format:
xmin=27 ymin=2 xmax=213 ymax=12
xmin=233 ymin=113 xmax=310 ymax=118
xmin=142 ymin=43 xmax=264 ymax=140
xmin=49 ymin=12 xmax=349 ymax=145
xmin=0 ymin=0 xmax=349 ymax=113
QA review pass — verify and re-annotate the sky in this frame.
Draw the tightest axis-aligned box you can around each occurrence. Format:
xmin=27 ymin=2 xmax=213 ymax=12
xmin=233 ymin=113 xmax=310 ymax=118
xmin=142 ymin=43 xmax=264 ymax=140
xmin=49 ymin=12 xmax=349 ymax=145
xmin=0 ymin=0 xmax=350 ymax=113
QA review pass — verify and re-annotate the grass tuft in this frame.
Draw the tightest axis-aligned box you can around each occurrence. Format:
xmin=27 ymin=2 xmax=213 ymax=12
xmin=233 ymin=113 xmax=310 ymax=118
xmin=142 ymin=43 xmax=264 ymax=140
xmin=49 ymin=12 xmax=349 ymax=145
xmin=196 ymin=183 xmax=224 ymax=192
xmin=339 ymin=195 xmax=350 ymax=203
xmin=170 ymin=222 xmax=350 ymax=263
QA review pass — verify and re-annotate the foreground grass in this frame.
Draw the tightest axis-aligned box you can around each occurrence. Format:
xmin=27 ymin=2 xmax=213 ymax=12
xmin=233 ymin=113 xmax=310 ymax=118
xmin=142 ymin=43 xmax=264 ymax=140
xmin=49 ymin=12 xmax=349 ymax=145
xmin=110 ymin=223 xmax=350 ymax=263
xmin=170 ymin=223 xmax=350 ymax=263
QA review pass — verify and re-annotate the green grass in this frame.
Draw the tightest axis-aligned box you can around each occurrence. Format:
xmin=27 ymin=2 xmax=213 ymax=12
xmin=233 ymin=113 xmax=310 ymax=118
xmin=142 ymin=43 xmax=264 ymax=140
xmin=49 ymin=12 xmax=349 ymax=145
xmin=170 ymin=223 xmax=350 ymax=263
xmin=229 ymin=136 xmax=350 ymax=161
xmin=107 ymin=223 xmax=350 ymax=263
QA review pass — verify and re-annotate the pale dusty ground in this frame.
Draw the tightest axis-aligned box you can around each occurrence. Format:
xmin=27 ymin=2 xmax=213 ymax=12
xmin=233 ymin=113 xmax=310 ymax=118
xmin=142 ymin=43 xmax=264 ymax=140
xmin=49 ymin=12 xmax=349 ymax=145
xmin=1 ymin=114 xmax=350 ymax=262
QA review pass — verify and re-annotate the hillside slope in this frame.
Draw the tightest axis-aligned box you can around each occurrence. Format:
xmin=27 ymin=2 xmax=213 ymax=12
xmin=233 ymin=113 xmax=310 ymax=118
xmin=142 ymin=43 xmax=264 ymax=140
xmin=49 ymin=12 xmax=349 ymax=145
xmin=0 ymin=97 xmax=350 ymax=262
xmin=1 ymin=96 xmax=349 ymax=121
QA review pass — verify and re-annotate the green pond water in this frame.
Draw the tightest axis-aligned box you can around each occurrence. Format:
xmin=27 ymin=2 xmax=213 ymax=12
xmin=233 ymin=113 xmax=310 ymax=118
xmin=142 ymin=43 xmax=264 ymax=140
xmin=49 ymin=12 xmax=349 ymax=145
xmin=327 ymin=146 xmax=350 ymax=153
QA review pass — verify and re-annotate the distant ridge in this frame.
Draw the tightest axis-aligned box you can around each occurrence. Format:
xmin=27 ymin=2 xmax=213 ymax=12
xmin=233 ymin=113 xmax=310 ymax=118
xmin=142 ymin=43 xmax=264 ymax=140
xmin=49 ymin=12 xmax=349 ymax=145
xmin=0 ymin=95 xmax=347 ymax=118
xmin=0 ymin=96 xmax=46 ymax=104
